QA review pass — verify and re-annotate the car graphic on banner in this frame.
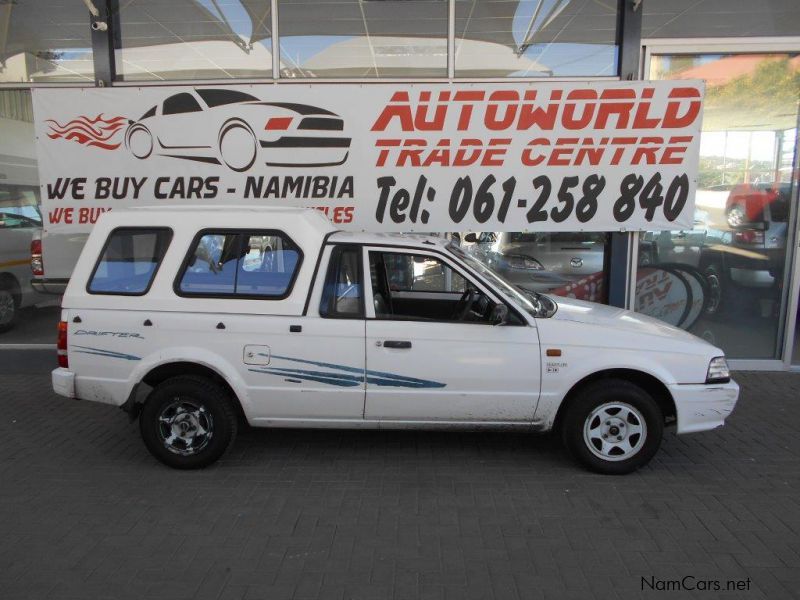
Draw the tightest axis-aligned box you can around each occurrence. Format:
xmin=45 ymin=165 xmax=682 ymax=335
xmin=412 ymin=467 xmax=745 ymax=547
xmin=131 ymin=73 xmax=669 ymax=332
xmin=124 ymin=89 xmax=351 ymax=171
xmin=47 ymin=89 xmax=352 ymax=172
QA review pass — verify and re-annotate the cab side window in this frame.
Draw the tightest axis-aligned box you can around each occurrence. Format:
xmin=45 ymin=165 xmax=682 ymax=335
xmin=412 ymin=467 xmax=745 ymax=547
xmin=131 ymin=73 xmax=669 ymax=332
xmin=370 ymin=251 xmax=493 ymax=323
xmin=382 ymin=253 xmax=466 ymax=293
xmin=88 ymin=228 xmax=172 ymax=295
xmin=320 ymin=246 xmax=363 ymax=318
xmin=177 ymin=230 xmax=302 ymax=298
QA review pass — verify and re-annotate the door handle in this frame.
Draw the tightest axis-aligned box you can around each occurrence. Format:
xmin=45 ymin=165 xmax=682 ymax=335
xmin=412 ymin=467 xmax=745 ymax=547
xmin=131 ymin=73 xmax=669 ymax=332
xmin=383 ymin=340 xmax=412 ymax=349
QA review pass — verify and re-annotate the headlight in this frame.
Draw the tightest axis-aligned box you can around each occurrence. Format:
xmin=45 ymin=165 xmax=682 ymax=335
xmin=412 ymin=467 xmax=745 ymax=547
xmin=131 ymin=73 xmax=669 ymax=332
xmin=706 ymin=357 xmax=730 ymax=384
xmin=505 ymin=254 xmax=544 ymax=270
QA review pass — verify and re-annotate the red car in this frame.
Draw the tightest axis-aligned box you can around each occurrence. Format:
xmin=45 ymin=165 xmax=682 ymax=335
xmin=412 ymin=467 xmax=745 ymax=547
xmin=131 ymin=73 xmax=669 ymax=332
xmin=725 ymin=181 xmax=790 ymax=228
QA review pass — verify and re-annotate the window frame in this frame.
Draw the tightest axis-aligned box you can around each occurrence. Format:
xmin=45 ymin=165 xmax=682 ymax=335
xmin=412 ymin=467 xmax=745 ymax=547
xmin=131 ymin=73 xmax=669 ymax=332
xmin=319 ymin=244 xmax=365 ymax=319
xmin=86 ymin=226 xmax=174 ymax=296
xmin=173 ymin=228 xmax=304 ymax=300
xmin=362 ymin=245 xmax=516 ymax=325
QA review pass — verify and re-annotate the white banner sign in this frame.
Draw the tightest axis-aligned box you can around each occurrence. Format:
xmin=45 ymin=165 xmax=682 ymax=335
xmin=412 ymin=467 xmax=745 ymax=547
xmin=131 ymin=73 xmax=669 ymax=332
xmin=33 ymin=81 xmax=703 ymax=233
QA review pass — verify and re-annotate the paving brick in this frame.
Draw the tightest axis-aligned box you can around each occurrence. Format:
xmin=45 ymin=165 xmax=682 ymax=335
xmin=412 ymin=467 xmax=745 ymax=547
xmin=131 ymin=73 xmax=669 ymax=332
xmin=0 ymin=353 xmax=799 ymax=600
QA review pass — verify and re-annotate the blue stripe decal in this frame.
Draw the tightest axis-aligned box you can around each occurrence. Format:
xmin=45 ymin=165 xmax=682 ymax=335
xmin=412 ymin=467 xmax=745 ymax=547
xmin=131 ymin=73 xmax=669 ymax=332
xmin=249 ymin=367 xmax=361 ymax=387
xmin=72 ymin=346 xmax=142 ymax=361
xmin=252 ymin=355 xmax=446 ymax=389
xmin=270 ymin=354 xmax=445 ymax=388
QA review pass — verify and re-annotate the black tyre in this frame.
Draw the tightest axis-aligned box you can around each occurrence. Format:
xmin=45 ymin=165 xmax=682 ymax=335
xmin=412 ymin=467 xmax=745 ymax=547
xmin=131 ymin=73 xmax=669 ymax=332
xmin=702 ymin=263 xmax=725 ymax=317
xmin=561 ymin=379 xmax=663 ymax=475
xmin=140 ymin=376 xmax=237 ymax=469
xmin=0 ymin=285 xmax=19 ymax=333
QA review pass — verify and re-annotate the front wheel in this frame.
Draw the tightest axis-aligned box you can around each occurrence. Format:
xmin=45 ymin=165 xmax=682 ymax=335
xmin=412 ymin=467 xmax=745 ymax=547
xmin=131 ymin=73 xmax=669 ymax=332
xmin=139 ymin=376 xmax=238 ymax=469
xmin=561 ymin=379 xmax=663 ymax=475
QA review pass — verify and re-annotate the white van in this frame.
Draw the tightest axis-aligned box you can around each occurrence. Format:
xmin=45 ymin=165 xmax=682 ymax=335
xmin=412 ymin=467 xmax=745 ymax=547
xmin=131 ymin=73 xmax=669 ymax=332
xmin=52 ymin=207 xmax=739 ymax=474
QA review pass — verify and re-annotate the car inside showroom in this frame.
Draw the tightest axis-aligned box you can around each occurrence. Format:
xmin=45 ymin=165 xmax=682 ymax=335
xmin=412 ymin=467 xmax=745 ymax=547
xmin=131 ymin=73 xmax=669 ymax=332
xmin=0 ymin=1 xmax=799 ymax=599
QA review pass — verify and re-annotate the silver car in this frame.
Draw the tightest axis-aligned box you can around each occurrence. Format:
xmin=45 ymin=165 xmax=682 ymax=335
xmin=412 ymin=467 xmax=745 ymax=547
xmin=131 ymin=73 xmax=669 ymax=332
xmin=466 ymin=232 xmax=608 ymax=293
xmin=0 ymin=206 xmax=44 ymax=332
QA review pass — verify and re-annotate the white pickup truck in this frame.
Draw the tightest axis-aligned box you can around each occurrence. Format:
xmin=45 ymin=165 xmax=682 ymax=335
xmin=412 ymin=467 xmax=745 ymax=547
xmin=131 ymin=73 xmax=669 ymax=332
xmin=52 ymin=207 xmax=739 ymax=473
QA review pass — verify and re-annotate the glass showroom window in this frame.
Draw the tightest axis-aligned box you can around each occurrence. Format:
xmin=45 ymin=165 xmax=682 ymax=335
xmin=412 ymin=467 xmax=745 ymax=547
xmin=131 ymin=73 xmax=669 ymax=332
xmin=462 ymin=231 xmax=610 ymax=303
xmin=115 ymin=0 xmax=273 ymax=81
xmin=0 ymin=0 xmax=94 ymax=83
xmin=0 ymin=90 xmax=60 ymax=341
xmin=637 ymin=53 xmax=799 ymax=359
xmin=278 ymin=0 xmax=447 ymax=78
xmin=454 ymin=0 xmax=619 ymax=78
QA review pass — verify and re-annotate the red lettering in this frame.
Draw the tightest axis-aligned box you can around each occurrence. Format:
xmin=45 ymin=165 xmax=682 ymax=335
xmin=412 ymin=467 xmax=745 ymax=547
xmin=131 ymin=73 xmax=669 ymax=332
xmin=453 ymin=139 xmax=482 ymax=166
xmin=595 ymin=88 xmax=635 ymax=129
xmin=547 ymin=147 xmax=573 ymax=166
xmin=562 ymin=89 xmax=597 ymax=130
xmin=518 ymin=90 xmax=558 ymax=131
xmin=371 ymin=100 xmax=414 ymax=132
xmin=631 ymin=137 xmax=663 ymax=165
xmin=663 ymin=87 xmax=701 ymax=128
xmin=453 ymin=91 xmax=485 ymax=130
xmin=521 ymin=138 xmax=549 ymax=166
xmin=375 ymin=139 xmax=400 ymax=167
xmin=485 ymin=91 xmax=519 ymax=130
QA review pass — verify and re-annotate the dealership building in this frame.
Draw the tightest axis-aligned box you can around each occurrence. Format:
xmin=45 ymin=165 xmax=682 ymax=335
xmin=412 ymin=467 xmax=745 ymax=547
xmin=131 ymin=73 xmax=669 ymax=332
xmin=0 ymin=0 xmax=799 ymax=370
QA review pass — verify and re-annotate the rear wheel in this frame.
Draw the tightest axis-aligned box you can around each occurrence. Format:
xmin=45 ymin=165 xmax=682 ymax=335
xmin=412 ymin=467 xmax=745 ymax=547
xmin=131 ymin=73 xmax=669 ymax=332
xmin=702 ymin=263 xmax=725 ymax=317
xmin=561 ymin=379 xmax=663 ymax=475
xmin=140 ymin=376 xmax=237 ymax=469
xmin=0 ymin=285 xmax=19 ymax=333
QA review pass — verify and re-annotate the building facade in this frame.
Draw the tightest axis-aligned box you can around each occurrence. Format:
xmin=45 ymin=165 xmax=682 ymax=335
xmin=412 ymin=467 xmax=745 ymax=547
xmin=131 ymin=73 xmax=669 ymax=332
xmin=1 ymin=0 xmax=799 ymax=369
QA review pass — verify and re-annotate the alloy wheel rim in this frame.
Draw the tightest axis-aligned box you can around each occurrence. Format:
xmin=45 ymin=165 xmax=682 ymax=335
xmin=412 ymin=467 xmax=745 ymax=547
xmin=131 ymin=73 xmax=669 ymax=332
xmin=583 ymin=402 xmax=647 ymax=462
xmin=157 ymin=398 xmax=214 ymax=456
xmin=705 ymin=273 xmax=721 ymax=314
xmin=0 ymin=291 xmax=15 ymax=325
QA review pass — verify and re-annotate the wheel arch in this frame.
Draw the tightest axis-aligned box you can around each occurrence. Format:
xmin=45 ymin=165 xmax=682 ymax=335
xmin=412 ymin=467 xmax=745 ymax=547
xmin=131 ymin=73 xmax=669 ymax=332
xmin=552 ymin=368 xmax=676 ymax=433
xmin=127 ymin=359 xmax=249 ymax=423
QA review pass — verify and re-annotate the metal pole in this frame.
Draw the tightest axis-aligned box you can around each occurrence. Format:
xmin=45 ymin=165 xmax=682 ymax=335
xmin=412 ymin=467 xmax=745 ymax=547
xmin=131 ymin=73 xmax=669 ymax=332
xmin=89 ymin=0 xmax=117 ymax=86
xmin=271 ymin=0 xmax=279 ymax=78
xmin=607 ymin=0 xmax=643 ymax=308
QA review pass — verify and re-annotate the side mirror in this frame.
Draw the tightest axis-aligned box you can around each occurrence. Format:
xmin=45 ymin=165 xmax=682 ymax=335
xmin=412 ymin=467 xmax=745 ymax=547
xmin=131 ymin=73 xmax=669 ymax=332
xmin=490 ymin=304 xmax=509 ymax=326
xmin=463 ymin=233 xmax=478 ymax=243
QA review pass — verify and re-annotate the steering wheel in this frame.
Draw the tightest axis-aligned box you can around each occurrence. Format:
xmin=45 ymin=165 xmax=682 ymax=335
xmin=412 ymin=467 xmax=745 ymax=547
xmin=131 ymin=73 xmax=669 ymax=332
xmin=452 ymin=289 xmax=481 ymax=321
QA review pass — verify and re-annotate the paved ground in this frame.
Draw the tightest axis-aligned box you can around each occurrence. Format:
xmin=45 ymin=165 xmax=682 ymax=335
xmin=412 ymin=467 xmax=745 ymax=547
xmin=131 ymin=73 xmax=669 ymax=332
xmin=0 ymin=350 xmax=798 ymax=600
xmin=0 ymin=305 xmax=61 ymax=345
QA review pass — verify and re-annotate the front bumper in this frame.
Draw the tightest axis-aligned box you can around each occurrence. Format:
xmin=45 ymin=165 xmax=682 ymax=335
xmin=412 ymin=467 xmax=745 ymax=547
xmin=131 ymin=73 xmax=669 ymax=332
xmin=52 ymin=368 xmax=76 ymax=398
xmin=669 ymin=380 xmax=739 ymax=434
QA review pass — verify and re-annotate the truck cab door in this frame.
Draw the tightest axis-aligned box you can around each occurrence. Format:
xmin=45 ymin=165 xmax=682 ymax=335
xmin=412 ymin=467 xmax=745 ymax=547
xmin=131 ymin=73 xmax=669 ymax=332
xmin=362 ymin=247 xmax=541 ymax=423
